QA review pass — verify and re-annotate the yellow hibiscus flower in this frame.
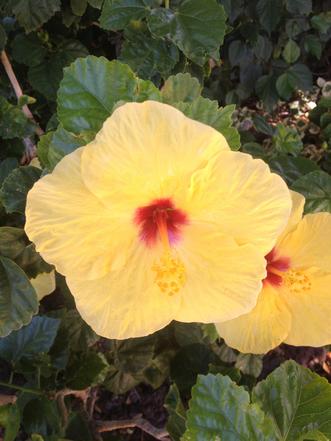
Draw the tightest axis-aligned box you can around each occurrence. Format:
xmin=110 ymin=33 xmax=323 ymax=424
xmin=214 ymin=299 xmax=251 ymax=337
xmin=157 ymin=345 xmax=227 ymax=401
xmin=216 ymin=191 xmax=331 ymax=354
xmin=25 ymin=101 xmax=291 ymax=339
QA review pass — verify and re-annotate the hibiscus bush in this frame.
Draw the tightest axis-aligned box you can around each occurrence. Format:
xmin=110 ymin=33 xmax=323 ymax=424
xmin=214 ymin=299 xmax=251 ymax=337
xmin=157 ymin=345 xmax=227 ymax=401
xmin=1 ymin=1 xmax=331 ymax=440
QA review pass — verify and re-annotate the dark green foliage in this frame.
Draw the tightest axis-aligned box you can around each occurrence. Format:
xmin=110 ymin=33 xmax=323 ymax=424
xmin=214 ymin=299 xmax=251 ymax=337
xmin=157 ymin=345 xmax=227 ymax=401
xmin=0 ymin=1 xmax=330 ymax=440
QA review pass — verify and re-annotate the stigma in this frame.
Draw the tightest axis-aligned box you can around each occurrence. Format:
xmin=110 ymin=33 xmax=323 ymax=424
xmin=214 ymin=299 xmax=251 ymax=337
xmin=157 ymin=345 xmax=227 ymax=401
xmin=264 ymin=248 xmax=290 ymax=287
xmin=135 ymin=198 xmax=188 ymax=295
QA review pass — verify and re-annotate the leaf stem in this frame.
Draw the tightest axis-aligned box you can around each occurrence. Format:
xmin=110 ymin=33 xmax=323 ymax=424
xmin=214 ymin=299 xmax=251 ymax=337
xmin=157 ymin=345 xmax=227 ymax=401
xmin=0 ymin=381 xmax=43 ymax=396
xmin=0 ymin=50 xmax=44 ymax=162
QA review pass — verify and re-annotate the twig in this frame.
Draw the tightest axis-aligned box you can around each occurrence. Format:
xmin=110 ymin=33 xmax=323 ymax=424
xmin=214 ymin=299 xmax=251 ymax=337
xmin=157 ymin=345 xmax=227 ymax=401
xmin=0 ymin=381 xmax=43 ymax=395
xmin=55 ymin=388 xmax=90 ymax=427
xmin=96 ymin=415 xmax=170 ymax=440
xmin=0 ymin=50 xmax=44 ymax=162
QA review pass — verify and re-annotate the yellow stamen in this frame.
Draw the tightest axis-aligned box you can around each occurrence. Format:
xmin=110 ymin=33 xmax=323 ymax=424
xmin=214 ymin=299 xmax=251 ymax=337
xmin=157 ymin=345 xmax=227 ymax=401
xmin=284 ymin=269 xmax=311 ymax=294
xmin=152 ymin=213 xmax=186 ymax=296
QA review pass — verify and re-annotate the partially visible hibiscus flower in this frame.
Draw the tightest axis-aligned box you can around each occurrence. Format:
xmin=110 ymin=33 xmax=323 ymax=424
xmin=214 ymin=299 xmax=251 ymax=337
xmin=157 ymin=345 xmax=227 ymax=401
xmin=25 ymin=101 xmax=291 ymax=339
xmin=216 ymin=191 xmax=331 ymax=354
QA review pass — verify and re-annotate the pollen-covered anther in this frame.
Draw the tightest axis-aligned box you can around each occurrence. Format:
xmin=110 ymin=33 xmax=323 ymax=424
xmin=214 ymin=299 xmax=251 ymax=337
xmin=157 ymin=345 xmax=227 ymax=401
xmin=284 ymin=269 xmax=312 ymax=293
xmin=152 ymin=252 xmax=186 ymax=296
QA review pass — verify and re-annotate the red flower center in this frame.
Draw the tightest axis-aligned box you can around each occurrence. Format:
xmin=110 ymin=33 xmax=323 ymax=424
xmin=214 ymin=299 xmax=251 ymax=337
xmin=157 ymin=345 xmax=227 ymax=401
xmin=134 ymin=198 xmax=188 ymax=247
xmin=264 ymin=248 xmax=290 ymax=287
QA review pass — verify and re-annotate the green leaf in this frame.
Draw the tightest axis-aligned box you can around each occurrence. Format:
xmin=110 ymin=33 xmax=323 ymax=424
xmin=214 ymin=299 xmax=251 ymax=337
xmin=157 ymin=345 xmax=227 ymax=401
xmin=256 ymin=74 xmax=279 ymax=110
xmin=0 ymin=404 xmax=20 ymax=441
xmin=100 ymin=0 xmax=151 ymax=30
xmin=57 ymin=309 xmax=98 ymax=352
xmin=15 ymin=243 xmax=52 ymax=279
xmin=289 ymin=63 xmax=313 ymax=91
xmin=0 ymin=257 xmax=38 ymax=338
xmin=0 ymin=159 xmax=19 ymax=186
xmin=0 ymin=166 xmax=41 ymax=214
xmin=36 ymin=131 xmax=53 ymax=169
xmin=71 ymin=0 xmax=87 ymax=16
xmin=304 ymin=34 xmax=322 ymax=59
xmin=235 ymin=354 xmax=263 ymax=378
xmin=88 ymin=0 xmax=103 ymax=8
xmin=174 ymin=97 xmax=240 ymax=150
xmin=268 ymin=156 xmax=319 ymax=185
xmin=11 ymin=33 xmax=47 ymax=67
xmin=276 ymin=71 xmax=297 ymax=100
xmin=0 ymin=97 xmax=35 ymax=140
xmin=257 ymin=0 xmax=282 ymax=35
xmin=253 ymin=34 xmax=272 ymax=61
xmin=47 ymin=125 xmax=86 ymax=169
xmin=311 ymin=12 xmax=331 ymax=34
xmin=183 ymin=373 xmax=275 ymax=441
xmin=283 ymin=40 xmax=300 ymax=64
xmin=66 ymin=351 xmax=109 ymax=389
xmin=0 ymin=316 xmax=60 ymax=364
xmin=12 ymin=0 xmax=61 ymax=33
xmin=164 ymin=384 xmax=186 ymax=441
xmin=111 ymin=336 xmax=155 ymax=375
xmin=0 ymin=227 xmax=27 ymax=260
xmin=120 ymin=31 xmax=179 ymax=79
xmin=28 ymin=40 xmax=89 ymax=100
xmin=57 ymin=56 xmax=160 ymax=134
xmin=170 ymin=343 xmax=216 ymax=396
xmin=148 ymin=0 xmax=227 ymax=66
xmin=272 ymin=123 xmax=303 ymax=155
xmin=253 ymin=114 xmax=275 ymax=136
xmin=22 ymin=396 xmax=61 ymax=437
xmin=161 ymin=73 xmax=201 ymax=103
xmin=292 ymin=171 xmax=331 ymax=213
xmin=252 ymin=360 xmax=331 ymax=440
xmin=0 ymin=24 xmax=7 ymax=50
xmin=286 ymin=0 xmax=312 ymax=15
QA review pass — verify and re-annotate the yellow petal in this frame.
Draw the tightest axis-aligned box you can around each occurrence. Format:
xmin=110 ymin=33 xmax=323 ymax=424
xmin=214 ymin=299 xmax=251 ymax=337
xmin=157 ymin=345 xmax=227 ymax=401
xmin=30 ymin=270 xmax=56 ymax=301
xmin=282 ymin=268 xmax=331 ymax=347
xmin=67 ymin=243 xmax=181 ymax=339
xmin=174 ymin=224 xmax=266 ymax=323
xmin=81 ymin=101 xmax=230 ymax=209
xmin=183 ymin=151 xmax=292 ymax=255
xmin=276 ymin=190 xmax=305 ymax=244
xmin=277 ymin=212 xmax=331 ymax=272
xmin=216 ymin=283 xmax=291 ymax=354
xmin=25 ymin=148 xmax=135 ymax=280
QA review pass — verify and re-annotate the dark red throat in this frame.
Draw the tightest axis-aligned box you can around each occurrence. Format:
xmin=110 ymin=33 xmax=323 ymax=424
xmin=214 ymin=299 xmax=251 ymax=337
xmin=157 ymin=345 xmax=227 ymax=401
xmin=264 ymin=248 xmax=290 ymax=287
xmin=134 ymin=198 xmax=188 ymax=247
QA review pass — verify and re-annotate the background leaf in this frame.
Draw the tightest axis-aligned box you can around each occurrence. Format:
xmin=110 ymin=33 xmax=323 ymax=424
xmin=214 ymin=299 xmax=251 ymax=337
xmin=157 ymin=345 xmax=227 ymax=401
xmin=292 ymin=171 xmax=331 ymax=213
xmin=0 ymin=257 xmax=38 ymax=337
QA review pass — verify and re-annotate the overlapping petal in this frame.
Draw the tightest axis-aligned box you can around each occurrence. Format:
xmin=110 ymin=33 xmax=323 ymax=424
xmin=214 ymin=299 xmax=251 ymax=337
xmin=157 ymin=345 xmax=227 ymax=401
xmin=81 ymin=101 xmax=230 ymax=209
xmin=282 ymin=268 xmax=331 ymax=347
xmin=277 ymin=212 xmax=331 ymax=273
xmin=175 ymin=224 xmax=266 ymax=323
xmin=216 ymin=283 xmax=291 ymax=354
xmin=25 ymin=148 xmax=135 ymax=280
xmin=30 ymin=271 xmax=56 ymax=301
xmin=67 ymin=242 xmax=181 ymax=339
xmin=182 ymin=151 xmax=291 ymax=254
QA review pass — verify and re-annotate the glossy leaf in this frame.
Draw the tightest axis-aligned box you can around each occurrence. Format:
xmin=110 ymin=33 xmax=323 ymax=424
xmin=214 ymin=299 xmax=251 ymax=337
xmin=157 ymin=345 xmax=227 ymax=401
xmin=0 ymin=166 xmax=41 ymax=214
xmin=175 ymin=97 xmax=240 ymax=150
xmin=0 ymin=316 xmax=60 ymax=363
xmin=268 ymin=155 xmax=319 ymax=185
xmin=12 ymin=0 xmax=61 ymax=33
xmin=100 ymin=0 xmax=151 ymax=30
xmin=252 ymin=361 xmax=331 ymax=440
xmin=120 ymin=31 xmax=179 ymax=79
xmin=0 ymin=257 xmax=38 ymax=337
xmin=57 ymin=56 xmax=160 ymax=134
xmin=292 ymin=171 xmax=331 ymax=213
xmin=148 ymin=0 xmax=226 ymax=66
xmin=161 ymin=73 xmax=201 ymax=103
xmin=183 ymin=373 xmax=276 ymax=441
